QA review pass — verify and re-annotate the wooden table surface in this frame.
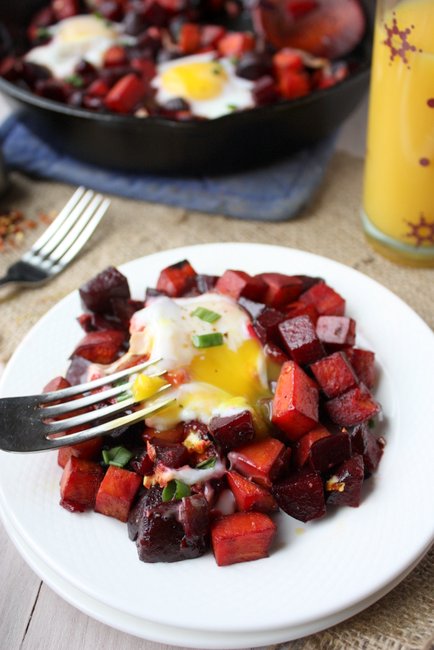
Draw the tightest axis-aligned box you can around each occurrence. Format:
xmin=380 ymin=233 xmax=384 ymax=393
xmin=0 ymin=94 xmax=407 ymax=650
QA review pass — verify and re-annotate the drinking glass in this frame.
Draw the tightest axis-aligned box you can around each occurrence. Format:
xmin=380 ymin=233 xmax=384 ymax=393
xmin=361 ymin=0 xmax=434 ymax=266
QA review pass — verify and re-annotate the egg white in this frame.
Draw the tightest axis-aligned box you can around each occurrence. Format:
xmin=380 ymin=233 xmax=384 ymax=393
xmin=152 ymin=52 xmax=255 ymax=119
xmin=25 ymin=14 xmax=134 ymax=79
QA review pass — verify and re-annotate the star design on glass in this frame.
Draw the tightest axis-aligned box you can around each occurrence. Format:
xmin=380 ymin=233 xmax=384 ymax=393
xmin=404 ymin=214 xmax=434 ymax=247
xmin=383 ymin=14 xmax=417 ymax=64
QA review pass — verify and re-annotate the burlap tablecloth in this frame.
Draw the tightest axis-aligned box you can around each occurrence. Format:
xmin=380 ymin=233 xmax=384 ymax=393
xmin=0 ymin=152 xmax=433 ymax=650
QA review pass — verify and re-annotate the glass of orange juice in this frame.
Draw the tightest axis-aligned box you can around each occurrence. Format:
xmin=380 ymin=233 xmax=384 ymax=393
xmin=361 ymin=0 xmax=434 ymax=266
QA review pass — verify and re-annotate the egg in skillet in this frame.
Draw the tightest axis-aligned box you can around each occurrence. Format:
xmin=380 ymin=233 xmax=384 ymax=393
xmin=152 ymin=52 xmax=255 ymax=119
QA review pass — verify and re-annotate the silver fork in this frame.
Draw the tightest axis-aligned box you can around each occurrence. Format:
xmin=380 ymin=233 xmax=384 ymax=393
xmin=0 ymin=358 xmax=175 ymax=453
xmin=0 ymin=187 xmax=110 ymax=288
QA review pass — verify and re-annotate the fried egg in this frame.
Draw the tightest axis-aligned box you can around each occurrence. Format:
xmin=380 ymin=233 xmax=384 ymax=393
xmin=25 ymin=14 xmax=132 ymax=79
xmin=152 ymin=52 xmax=255 ymax=119
xmin=128 ymin=293 xmax=270 ymax=430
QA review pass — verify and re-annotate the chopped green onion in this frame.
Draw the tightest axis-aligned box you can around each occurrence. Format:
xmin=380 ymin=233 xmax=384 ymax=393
xmin=66 ymin=74 xmax=84 ymax=88
xmin=196 ymin=457 xmax=217 ymax=470
xmin=192 ymin=332 xmax=224 ymax=348
xmin=368 ymin=419 xmax=376 ymax=429
xmin=190 ymin=306 xmax=221 ymax=323
xmin=102 ymin=446 xmax=133 ymax=468
xmin=162 ymin=479 xmax=191 ymax=502
xmin=36 ymin=27 xmax=50 ymax=40
xmin=227 ymin=104 xmax=238 ymax=112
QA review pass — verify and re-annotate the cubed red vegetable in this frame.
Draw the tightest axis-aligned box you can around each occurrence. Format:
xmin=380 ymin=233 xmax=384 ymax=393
xmin=60 ymin=457 xmax=104 ymax=512
xmin=255 ymin=272 xmax=304 ymax=308
xmin=228 ymin=437 xmax=289 ymax=488
xmin=104 ymin=73 xmax=147 ymax=114
xmin=299 ymin=282 xmax=345 ymax=316
xmin=278 ymin=314 xmax=325 ymax=365
xmin=310 ymin=351 xmax=358 ymax=398
xmin=71 ymin=329 xmax=125 ymax=363
xmin=179 ymin=23 xmax=201 ymax=54
xmin=294 ymin=424 xmax=331 ymax=468
xmin=217 ymin=32 xmax=255 ymax=57
xmin=156 ymin=260 xmax=197 ymax=297
xmin=272 ymin=469 xmax=326 ymax=522
xmin=209 ymin=410 xmax=255 ymax=451
xmin=326 ymin=384 xmax=381 ymax=427
xmin=58 ymin=437 xmax=104 ymax=468
xmin=211 ymin=512 xmax=276 ymax=566
xmin=316 ymin=315 xmax=356 ymax=350
xmin=271 ymin=360 xmax=319 ymax=441
xmin=346 ymin=348 xmax=376 ymax=389
xmin=309 ymin=430 xmax=352 ymax=473
xmin=349 ymin=423 xmax=384 ymax=474
xmin=215 ymin=269 xmax=266 ymax=301
xmin=326 ymin=454 xmax=365 ymax=507
xmin=278 ymin=70 xmax=311 ymax=99
xmin=227 ymin=470 xmax=278 ymax=513
xmin=79 ymin=266 xmax=130 ymax=314
xmin=95 ymin=465 xmax=142 ymax=522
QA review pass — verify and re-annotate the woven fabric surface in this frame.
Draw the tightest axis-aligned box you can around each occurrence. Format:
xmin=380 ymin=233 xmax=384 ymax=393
xmin=0 ymin=151 xmax=433 ymax=649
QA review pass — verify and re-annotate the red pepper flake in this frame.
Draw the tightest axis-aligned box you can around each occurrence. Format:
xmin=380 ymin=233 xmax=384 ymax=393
xmin=0 ymin=209 xmax=55 ymax=252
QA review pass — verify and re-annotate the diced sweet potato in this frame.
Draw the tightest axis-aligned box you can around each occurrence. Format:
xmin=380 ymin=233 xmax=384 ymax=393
xmin=316 ymin=315 xmax=356 ymax=350
xmin=346 ymin=348 xmax=376 ymax=389
xmin=278 ymin=314 xmax=325 ymax=365
xmin=228 ymin=437 xmax=289 ymax=488
xmin=309 ymin=431 xmax=352 ymax=473
xmin=299 ymin=282 xmax=345 ymax=316
xmin=294 ymin=425 xmax=331 ymax=468
xmin=211 ymin=512 xmax=276 ymax=566
xmin=271 ymin=360 xmax=319 ymax=441
xmin=58 ymin=437 xmax=104 ymax=468
xmin=79 ymin=266 xmax=130 ymax=314
xmin=326 ymin=454 xmax=365 ymax=507
xmin=215 ymin=269 xmax=266 ymax=301
xmin=156 ymin=260 xmax=197 ymax=297
xmin=71 ymin=329 xmax=125 ymax=363
xmin=326 ymin=385 xmax=381 ymax=427
xmin=95 ymin=465 xmax=142 ymax=522
xmin=272 ymin=469 xmax=326 ymax=522
xmin=60 ymin=457 xmax=104 ymax=512
xmin=227 ymin=470 xmax=278 ymax=513
xmin=209 ymin=410 xmax=255 ymax=451
xmin=254 ymin=272 xmax=304 ymax=308
xmin=310 ymin=351 xmax=358 ymax=398
xmin=349 ymin=423 xmax=384 ymax=474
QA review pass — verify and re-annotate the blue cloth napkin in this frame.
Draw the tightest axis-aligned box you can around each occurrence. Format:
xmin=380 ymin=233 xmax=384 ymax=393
xmin=0 ymin=115 xmax=337 ymax=221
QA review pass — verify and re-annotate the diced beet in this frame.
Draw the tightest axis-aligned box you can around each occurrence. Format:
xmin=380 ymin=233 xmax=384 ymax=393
xmin=278 ymin=314 xmax=325 ymax=365
xmin=326 ymin=454 xmax=365 ymax=507
xmin=65 ymin=355 xmax=92 ymax=385
xmin=326 ymin=385 xmax=381 ymax=427
xmin=179 ymin=23 xmax=201 ymax=54
xmin=271 ymin=360 xmax=319 ymax=441
xmin=346 ymin=348 xmax=376 ymax=389
xmin=272 ymin=469 xmax=326 ymax=522
xmin=43 ymin=376 xmax=70 ymax=392
xmin=79 ymin=266 xmax=130 ymax=314
xmin=129 ymin=449 xmax=154 ymax=475
xmin=227 ymin=471 xmax=278 ymax=513
xmin=195 ymin=274 xmax=218 ymax=293
xmin=254 ymin=273 xmax=304 ymax=308
xmin=77 ymin=312 xmax=123 ymax=333
xmin=128 ymin=486 xmax=162 ymax=541
xmin=316 ymin=315 xmax=356 ymax=350
xmin=135 ymin=495 xmax=208 ymax=562
xmin=217 ymin=32 xmax=255 ymax=57
xmin=310 ymin=351 xmax=358 ymax=398
xmin=156 ymin=260 xmax=197 ymax=297
xmin=228 ymin=437 xmax=290 ymax=488
xmin=71 ymin=329 xmax=125 ymax=364
xmin=349 ymin=423 xmax=384 ymax=474
xmin=104 ymin=73 xmax=147 ymax=113
xmin=215 ymin=270 xmax=267 ymax=302
xmin=148 ymin=437 xmax=190 ymax=468
xmin=253 ymin=307 xmax=285 ymax=345
xmin=95 ymin=465 xmax=142 ymax=522
xmin=285 ymin=300 xmax=319 ymax=325
xmin=264 ymin=342 xmax=289 ymax=366
xmin=110 ymin=297 xmax=144 ymax=327
xmin=299 ymin=282 xmax=345 ymax=316
xmin=60 ymin=457 xmax=104 ymax=513
xmin=294 ymin=425 xmax=331 ymax=468
xmin=278 ymin=69 xmax=311 ymax=99
xmin=57 ymin=437 xmax=104 ymax=468
xmin=211 ymin=512 xmax=276 ymax=566
xmin=209 ymin=410 xmax=255 ymax=451
xmin=309 ymin=430 xmax=351 ymax=473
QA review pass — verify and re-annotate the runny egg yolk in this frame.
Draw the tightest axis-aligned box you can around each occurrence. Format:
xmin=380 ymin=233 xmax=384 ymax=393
xmin=160 ymin=61 xmax=228 ymax=101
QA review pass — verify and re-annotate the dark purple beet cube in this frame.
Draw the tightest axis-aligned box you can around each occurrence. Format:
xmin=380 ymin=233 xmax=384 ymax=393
xmin=310 ymin=351 xmax=358 ymax=398
xmin=272 ymin=469 xmax=326 ymax=522
xmin=195 ymin=274 xmax=219 ymax=293
xmin=178 ymin=494 xmax=209 ymax=539
xmin=209 ymin=410 xmax=255 ymax=451
xmin=309 ymin=431 xmax=352 ymax=473
xmin=326 ymin=454 xmax=365 ymax=507
xmin=128 ymin=486 xmax=162 ymax=541
xmin=326 ymin=385 xmax=381 ymax=427
xmin=79 ymin=266 xmax=130 ymax=314
xmin=346 ymin=348 xmax=376 ymax=389
xmin=253 ymin=308 xmax=285 ymax=345
xmin=278 ymin=314 xmax=325 ymax=366
xmin=149 ymin=438 xmax=190 ymax=468
xmin=316 ymin=316 xmax=356 ymax=350
xmin=349 ymin=423 xmax=384 ymax=474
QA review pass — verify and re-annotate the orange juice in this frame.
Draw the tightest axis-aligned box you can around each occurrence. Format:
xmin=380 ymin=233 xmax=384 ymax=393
xmin=362 ymin=0 xmax=434 ymax=265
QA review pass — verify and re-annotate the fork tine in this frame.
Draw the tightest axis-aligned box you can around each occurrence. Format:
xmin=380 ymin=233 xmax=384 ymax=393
xmin=27 ymin=188 xmax=95 ymax=262
xmin=45 ymin=383 xmax=172 ymax=434
xmin=24 ymin=186 xmax=87 ymax=256
xmin=39 ymin=357 xmax=164 ymax=404
xmin=47 ymin=196 xmax=111 ymax=272
xmin=45 ymin=396 xmax=176 ymax=448
xmin=42 ymin=369 xmax=166 ymax=417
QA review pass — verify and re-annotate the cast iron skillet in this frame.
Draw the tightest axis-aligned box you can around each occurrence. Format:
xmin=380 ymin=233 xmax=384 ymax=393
xmin=0 ymin=1 xmax=374 ymax=175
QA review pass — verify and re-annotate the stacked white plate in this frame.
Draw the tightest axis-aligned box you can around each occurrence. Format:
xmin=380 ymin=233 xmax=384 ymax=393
xmin=1 ymin=244 xmax=433 ymax=648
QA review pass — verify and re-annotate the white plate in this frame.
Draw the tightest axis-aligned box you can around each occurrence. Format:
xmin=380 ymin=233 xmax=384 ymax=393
xmin=1 ymin=243 xmax=434 ymax=643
